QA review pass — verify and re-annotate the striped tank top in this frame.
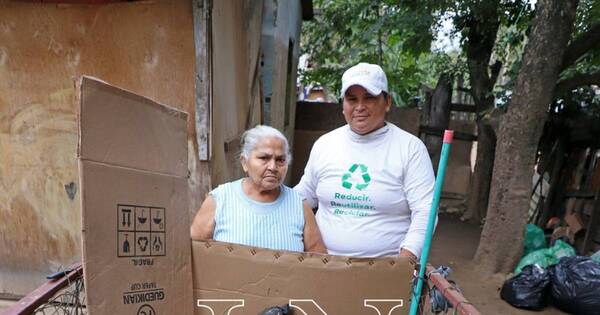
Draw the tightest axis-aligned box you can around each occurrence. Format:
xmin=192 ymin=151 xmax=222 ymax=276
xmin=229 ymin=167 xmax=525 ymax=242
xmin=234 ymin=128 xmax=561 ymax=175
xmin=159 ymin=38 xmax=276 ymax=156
xmin=211 ymin=179 xmax=305 ymax=252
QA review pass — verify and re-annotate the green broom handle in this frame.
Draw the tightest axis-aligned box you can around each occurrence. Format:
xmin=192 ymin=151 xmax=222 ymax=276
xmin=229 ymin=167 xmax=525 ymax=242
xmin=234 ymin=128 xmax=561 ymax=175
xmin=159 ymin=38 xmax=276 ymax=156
xmin=409 ymin=130 xmax=454 ymax=315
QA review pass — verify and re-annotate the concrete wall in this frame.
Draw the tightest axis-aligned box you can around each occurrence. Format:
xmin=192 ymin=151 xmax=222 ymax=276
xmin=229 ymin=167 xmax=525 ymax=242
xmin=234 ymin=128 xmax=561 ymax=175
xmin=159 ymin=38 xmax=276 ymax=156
xmin=0 ymin=1 xmax=207 ymax=296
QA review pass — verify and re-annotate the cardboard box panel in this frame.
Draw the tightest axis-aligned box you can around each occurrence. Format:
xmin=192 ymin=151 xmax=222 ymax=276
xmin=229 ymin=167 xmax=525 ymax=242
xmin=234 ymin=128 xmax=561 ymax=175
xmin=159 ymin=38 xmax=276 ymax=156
xmin=192 ymin=241 xmax=413 ymax=315
xmin=81 ymin=161 xmax=191 ymax=314
xmin=564 ymin=212 xmax=585 ymax=234
xmin=79 ymin=77 xmax=192 ymax=315
xmin=79 ymin=76 xmax=188 ymax=177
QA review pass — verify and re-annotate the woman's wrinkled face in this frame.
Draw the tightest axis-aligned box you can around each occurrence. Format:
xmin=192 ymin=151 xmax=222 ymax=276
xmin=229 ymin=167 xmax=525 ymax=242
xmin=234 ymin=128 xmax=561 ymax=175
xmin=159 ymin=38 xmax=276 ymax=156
xmin=343 ymin=85 xmax=391 ymax=135
xmin=241 ymin=137 xmax=288 ymax=191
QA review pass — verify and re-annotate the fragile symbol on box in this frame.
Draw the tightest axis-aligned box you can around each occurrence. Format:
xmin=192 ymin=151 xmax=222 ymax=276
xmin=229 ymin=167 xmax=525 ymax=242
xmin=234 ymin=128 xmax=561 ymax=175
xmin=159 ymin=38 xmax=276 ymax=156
xmin=118 ymin=204 xmax=166 ymax=258
xmin=136 ymin=304 xmax=156 ymax=315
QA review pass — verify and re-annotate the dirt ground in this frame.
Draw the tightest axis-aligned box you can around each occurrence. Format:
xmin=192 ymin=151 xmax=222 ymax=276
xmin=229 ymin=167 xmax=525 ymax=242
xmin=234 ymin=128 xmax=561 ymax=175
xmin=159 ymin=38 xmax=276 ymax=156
xmin=429 ymin=214 xmax=567 ymax=315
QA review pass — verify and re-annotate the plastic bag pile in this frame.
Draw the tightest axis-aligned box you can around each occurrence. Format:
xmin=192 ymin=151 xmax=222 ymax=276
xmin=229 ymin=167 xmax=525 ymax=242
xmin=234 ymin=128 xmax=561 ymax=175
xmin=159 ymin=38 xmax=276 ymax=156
xmin=500 ymin=225 xmax=600 ymax=314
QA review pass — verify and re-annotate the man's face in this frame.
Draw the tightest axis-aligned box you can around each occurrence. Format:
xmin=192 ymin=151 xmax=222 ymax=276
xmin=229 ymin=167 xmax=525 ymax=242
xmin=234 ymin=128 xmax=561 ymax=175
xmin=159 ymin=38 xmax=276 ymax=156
xmin=342 ymin=85 xmax=391 ymax=135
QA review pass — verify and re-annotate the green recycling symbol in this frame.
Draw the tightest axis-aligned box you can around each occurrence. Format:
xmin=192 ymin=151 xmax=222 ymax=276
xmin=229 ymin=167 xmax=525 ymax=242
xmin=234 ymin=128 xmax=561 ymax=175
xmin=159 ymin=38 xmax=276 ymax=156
xmin=341 ymin=163 xmax=371 ymax=190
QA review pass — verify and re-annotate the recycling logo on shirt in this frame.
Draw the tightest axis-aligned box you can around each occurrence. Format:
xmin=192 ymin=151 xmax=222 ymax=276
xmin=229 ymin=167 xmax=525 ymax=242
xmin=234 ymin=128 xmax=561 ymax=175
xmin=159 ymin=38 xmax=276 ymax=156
xmin=341 ymin=163 xmax=371 ymax=190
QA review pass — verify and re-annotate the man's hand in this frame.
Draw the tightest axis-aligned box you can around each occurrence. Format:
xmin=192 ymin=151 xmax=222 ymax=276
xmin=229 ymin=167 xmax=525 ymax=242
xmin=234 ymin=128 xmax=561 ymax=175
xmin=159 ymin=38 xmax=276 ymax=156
xmin=399 ymin=248 xmax=417 ymax=264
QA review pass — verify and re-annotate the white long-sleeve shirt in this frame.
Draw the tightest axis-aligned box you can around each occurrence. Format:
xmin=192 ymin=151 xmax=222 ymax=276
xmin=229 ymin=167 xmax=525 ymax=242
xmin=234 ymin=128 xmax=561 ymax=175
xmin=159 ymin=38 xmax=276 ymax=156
xmin=294 ymin=123 xmax=435 ymax=258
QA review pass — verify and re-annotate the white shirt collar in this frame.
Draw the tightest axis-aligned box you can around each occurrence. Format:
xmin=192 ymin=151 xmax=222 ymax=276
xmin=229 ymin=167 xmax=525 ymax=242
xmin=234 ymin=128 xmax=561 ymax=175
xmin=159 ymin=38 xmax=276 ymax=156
xmin=346 ymin=122 xmax=390 ymax=143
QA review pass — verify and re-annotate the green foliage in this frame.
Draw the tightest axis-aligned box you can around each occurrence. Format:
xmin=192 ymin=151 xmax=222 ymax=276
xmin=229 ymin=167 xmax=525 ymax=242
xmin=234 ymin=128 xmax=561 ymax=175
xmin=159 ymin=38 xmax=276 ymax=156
xmin=552 ymin=0 xmax=600 ymax=118
xmin=300 ymin=0 xmax=442 ymax=106
xmin=555 ymin=86 xmax=600 ymax=119
xmin=301 ymin=0 xmax=599 ymax=112
xmin=419 ymin=51 xmax=467 ymax=87
xmin=495 ymin=0 xmax=599 ymax=110
xmin=574 ymin=0 xmax=600 ymax=36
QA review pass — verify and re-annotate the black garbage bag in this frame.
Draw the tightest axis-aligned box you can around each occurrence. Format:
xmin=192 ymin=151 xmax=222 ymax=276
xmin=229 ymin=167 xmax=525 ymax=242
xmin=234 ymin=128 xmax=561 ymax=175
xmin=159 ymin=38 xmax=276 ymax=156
xmin=549 ymin=256 xmax=600 ymax=315
xmin=500 ymin=264 xmax=550 ymax=310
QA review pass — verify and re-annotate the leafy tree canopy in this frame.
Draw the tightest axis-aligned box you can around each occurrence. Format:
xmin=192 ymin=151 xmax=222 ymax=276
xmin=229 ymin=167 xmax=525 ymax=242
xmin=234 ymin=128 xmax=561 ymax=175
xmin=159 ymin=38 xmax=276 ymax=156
xmin=300 ymin=0 xmax=532 ymax=106
xmin=301 ymin=0 xmax=599 ymax=112
xmin=300 ymin=0 xmax=442 ymax=106
xmin=552 ymin=0 xmax=600 ymax=118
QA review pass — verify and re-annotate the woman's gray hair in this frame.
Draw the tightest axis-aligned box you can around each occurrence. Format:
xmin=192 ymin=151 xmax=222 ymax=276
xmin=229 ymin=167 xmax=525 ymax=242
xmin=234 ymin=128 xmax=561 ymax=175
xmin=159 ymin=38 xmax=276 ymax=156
xmin=240 ymin=125 xmax=292 ymax=164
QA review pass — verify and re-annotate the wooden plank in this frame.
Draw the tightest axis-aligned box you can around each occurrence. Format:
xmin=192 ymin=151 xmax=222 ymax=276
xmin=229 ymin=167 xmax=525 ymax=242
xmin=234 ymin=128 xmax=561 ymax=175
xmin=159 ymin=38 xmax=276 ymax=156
xmin=420 ymin=126 xmax=477 ymax=142
xmin=581 ymin=189 xmax=600 ymax=254
xmin=591 ymin=149 xmax=600 ymax=190
xmin=426 ymin=265 xmax=481 ymax=315
xmin=441 ymin=192 xmax=467 ymax=200
xmin=193 ymin=0 xmax=211 ymax=161
xmin=451 ymin=103 xmax=477 ymax=113
xmin=564 ymin=191 xmax=595 ymax=198
xmin=537 ymin=141 xmax=567 ymax=226
xmin=3 ymin=263 xmax=82 ymax=315
xmin=29 ymin=0 xmax=124 ymax=3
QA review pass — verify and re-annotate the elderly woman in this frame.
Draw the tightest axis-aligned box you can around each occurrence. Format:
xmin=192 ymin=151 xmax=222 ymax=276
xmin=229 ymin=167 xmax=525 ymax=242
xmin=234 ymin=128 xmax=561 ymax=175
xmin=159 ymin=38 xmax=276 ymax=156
xmin=294 ymin=62 xmax=435 ymax=259
xmin=190 ymin=125 xmax=326 ymax=253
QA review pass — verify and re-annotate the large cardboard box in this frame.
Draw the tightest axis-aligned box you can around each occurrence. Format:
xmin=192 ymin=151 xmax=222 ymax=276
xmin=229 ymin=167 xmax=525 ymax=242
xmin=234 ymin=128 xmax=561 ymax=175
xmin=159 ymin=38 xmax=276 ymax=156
xmin=79 ymin=77 xmax=192 ymax=314
xmin=564 ymin=211 xmax=585 ymax=234
xmin=192 ymin=241 xmax=414 ymax=314
xmin=77 ymin=77 xmax=415 ymax=315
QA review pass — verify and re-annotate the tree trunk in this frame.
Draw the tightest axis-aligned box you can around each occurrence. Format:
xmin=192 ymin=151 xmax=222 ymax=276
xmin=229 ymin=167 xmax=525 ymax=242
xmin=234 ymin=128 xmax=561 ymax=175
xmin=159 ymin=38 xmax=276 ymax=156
xmin=463 ymin=121 xmax=496 ymax=223
xmin=474 ymin=0 xmax=579 ymax=274
xmin=462 ymin=1 xmax=500 ymax=223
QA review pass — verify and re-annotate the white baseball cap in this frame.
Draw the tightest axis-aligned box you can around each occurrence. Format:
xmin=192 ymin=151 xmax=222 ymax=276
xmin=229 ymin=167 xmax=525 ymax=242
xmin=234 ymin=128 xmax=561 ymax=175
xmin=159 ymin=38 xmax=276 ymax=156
xmin=340 ymin=62 xmax=388 ymax=98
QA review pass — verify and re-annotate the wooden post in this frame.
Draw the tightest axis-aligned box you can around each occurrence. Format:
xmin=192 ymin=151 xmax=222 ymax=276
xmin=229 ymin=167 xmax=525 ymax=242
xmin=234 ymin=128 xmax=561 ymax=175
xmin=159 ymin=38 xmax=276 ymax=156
xmin=193 ymin=0 xmax=212 ymax=161
xmin=582 ymin=188 xmax=600 ymax=254
xmin=423 ymin=74 xmax=452 ymax=169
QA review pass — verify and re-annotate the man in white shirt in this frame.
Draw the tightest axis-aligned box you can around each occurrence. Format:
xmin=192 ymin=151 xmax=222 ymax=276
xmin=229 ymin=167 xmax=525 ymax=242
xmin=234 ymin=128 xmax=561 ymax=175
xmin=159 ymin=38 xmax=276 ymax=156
xmin=294 ymin=62 xmax=435 ymax=259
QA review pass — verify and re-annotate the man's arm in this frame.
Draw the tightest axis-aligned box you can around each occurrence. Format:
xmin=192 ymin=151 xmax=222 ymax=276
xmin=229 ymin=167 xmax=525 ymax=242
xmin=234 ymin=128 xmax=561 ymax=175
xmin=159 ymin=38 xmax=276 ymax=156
xmin=302 ymin=201 xmax=326 ymax=253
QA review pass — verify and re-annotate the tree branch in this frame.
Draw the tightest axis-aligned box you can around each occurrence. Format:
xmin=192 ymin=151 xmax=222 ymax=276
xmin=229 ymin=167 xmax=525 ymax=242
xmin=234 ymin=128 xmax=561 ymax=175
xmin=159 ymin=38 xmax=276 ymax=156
xmin=561 ymin=23 xmax=600 ymax=71
xmin=554 ymin=70 xmax=600 ymax=96
xmin=464 ymin=2 xmax=500 ymax=111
